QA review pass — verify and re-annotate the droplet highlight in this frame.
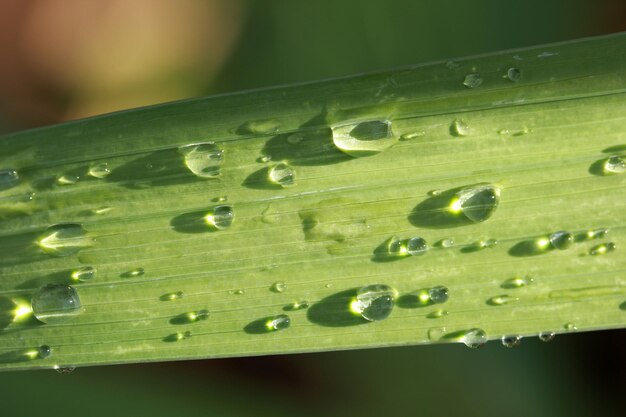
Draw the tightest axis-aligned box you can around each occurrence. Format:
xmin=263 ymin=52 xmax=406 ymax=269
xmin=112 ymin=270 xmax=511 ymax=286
xmin=351 ymin=284 xmax=396 ymax=322
xmin=331 ymin=119 xmax=396 ymax=157
xmin=178 ymin=142 xmax=224 ymax=178
xmin=31 ymin=284 xmax=83 ymax=324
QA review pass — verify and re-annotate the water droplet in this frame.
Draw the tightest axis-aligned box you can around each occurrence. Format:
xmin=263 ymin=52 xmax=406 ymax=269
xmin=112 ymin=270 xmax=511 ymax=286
xmin=427 ymin=189 xmax=442 ymax=197
xmin=428 ymin=327 xmax=447 ymax=341
xmin=387 ymin=236 xmax=429 ymax=257
xmin=268 ymin=162 xmax=296 ymax=187
xmin=31 ymin=284 xmax=83 ymax=324
xmin=436 ymin=238 xmax=455 ymax=248
xmin=351 ymin=284 xmax=396 ymax=322
xmin=488 ymin=294 xmax=518 ymax=306
xmin=213 ymin=196 xmax=227 ymax=202
xmin=287 ymin=133 xmax=304 ymax=144
xmin=56 ymin=174 xmax=80 ymax=185
xmin=88 ymin=163 xmax=111 ymax=179
xmin=205 ymin=205 xmax=234 ymax=230
xmin=285 ymin=301 xmax=309 ymax=311
xmin=176 ymin=310 xmax=209 ymax=324
xmin=266 ymin=314 xmax=291 ymax=331
xmin=160 ymin=291 xmax=184 ymax=301
xmin=331 ymin=119 xmax=396 ymax=157
xmin=92 ymin=206 xmax=113 ymax=215
xmin=258 ymin=155 xmax=272 ymax=163
xmin=451 ymin=119 xmax=471 ymax=136
xmin=427 ymin=309 xmax=449 ymax=319
xmin=71 ymin=266 xmax=96 ymax=282
xmin=602 ymin=155 xmax=626 ymax=174
xmin=538 ymin=331 xmax=555 ymax=342
xmin=178 ymin=142 xmax=224 ymax=178
xmin=229 ymin=289 xmax=245 ymax=295
xmin=164 ymin=331 xmax=193 ymax=342
xmin=549 ymin=231 xmax=573 ymax=250
xmin=122 ymin=267 xmax=145 ymax=278
xmin=463 ymin=73 xmax=483 ymax=88
xmin=55 ymin=366 xmax=76 ymax=374
xmin=0 ymin=169 xmax=20 ymax=191
xmin=38 ymin=223 xmax=93 ymax=256
xmin=589 ymin=242 xmax=616 ymax=256
xmin=501 ymin=276 xmax=533 ymax=289
xmin=428 ymin=286 xmax=450 ymax=304
xmin=38 ymin=345 xmax=52 ymax=358
xmin=585 ymin=228 xmax=609 ymax=240
xmin=461 ymin=328 xmax=487 ymax=348
xmin=564 ymin=322 xmax=577 ymax=331
xmin=400 ymin=131 xmax=426 ymax=141
xmin=501 ymin=335 xmax=522 ymax=348
xmin=506 ymin=67 xmax=521 ymax=82
xmin=241 ymin=119 xmax=281 ymax=135
xmin=452 ymin=184 xmax=500 ymax=223
xmin=271 ymin=281 xmax=287 ymax=293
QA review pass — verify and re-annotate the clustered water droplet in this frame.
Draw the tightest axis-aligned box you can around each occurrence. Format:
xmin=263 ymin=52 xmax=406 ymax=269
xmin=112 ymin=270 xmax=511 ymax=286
xmin=351 ymin=284 xmax=396 ymax=322
xmin=387 ymin=236 xmax=429 ymax=257
xmin=488 ymin=294 xmax=518 ymax=306
xmin=178 ymin=142 xmax=224 ymax=178
xmin=31 ymin=284 xmax=83 ymax=324
xmin=331 ymin=119 xmax=396 ymax=157
xmin=585 ymin=228 xmax=608 ymax=240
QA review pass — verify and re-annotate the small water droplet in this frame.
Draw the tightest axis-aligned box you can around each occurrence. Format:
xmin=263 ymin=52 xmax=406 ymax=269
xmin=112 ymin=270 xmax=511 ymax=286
xmin=229 ymin=289 xmax=245 ymax=295
xmin=501 ymin=335 xmax=522 ymax=348
xmin=271 ymin=281 xmax=287 ymax=293
xmin=287 ymin=133 xmax=304 ymax=144
xmin=331 ymin=119 xmax=396 ymax=157
xmin=488 ymin=294 xmax=518 ymax=306
xmin=463 ymin=73 xmax=483 ymax=88
xmin=445 ymin=60 xmax=459 ymax=70
xmin=71 ymin=266 xmax=96 ymax=282
xmin=427 ymin=189 xmax=442 ymax=197
xmin=31 ymin=284 xmax=83 ymax=324
xmin=88 ymin=163 xmax=111 ymax=179
xmin=436 ymin=238 xmax=455 ymax=248
xmin=501 ymin=276 xmax=533 ymax=289
xmin=427 ymin=309 xmax=449 ymax=319
xmin=549 ymin=231 xmax=573 ymax=250
xmin=285 ymin=301 xmax=309 ymax=311
xmin=451 ymin=119 xmax=471 ymax=136
xmin=56 ymin=174 xmax=80 ymax=185
xmin=268 ymin=162 xmax=296 ymax=187
xmin=388 ymin=236 xmax=429 ymax=257
xmin=122 ymin=267 xmax=145 ymax=278
xmin=213 ymin=196 xmax=227 ymax=202
xmin=266 ymin=314 xmax=291 ymax=331
xmin=258 ymin=155 xmax=272 ymax=163
xmin=351 ymin=284 xmax=396 ymax=322
xmin=564 ymin=322 xmax=577 ymax=331
xmin=484 ymin=238 xmax=499 ymax=249
xmin=428 ymin=326 xmax=447 ymax=341
xmin=585 ymin=228 xmax=609 ymax=240
xmin=38 ymin=223 xmax=93 ymax=257
xmin=179 ymin=310 xmax=209 ymax=323
xmin=242 ymin=119 xmax=281 ymax=135
xmin=538 ymin=331 xmax=555 ymax=342
xmin=205 ymin=205 xmax=234 ymax=230
xmin=602 ymin=155 xmax=626 ymax=174
xmin=55 ymin=366 xmax=76 ymax=374
xmin=506 ymin=67 xmax=521 ymax=82
xmin=461 ymin=328 xmax=487 ymax=348
xmin=450 ymin=184 xmax=500 ymax=223
xmin=92 ymin=206 xmax=113 ymax=215
xmin=325 ymin=284 xmax=332 ymax=288
xmin=160 ymin=291 xmax=184 ymax=301
xmin=165 ymin=331 xmax=193 ymax=342
xmin=589 ymin=242 xmax=616 ymax=256
xmin=428 ymin=286 xmax=449 ymax=304
xmin=38 ymin=345 xmax=52 ymax=359
xmin=0 ymin=169 xmax=20 ymax=191
xmin=400 ymin=131 xmax=426 ymax=141
xmin=178 ymin=142 xmax=224 ymax=178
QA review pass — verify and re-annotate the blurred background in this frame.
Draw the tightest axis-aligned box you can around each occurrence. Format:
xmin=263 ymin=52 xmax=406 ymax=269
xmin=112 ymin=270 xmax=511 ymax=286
xmin=0 ymin=0 xmax=624 ymax=415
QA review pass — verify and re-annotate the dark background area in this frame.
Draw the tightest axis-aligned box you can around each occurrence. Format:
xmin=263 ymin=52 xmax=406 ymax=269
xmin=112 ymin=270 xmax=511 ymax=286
xmin=0 ymin=1 xmax=624 ymax=415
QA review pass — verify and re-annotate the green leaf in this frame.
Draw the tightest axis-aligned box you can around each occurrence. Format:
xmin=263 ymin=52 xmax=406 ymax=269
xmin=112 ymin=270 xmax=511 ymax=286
xmin=1 ymin=33 xmax=625 ymax=371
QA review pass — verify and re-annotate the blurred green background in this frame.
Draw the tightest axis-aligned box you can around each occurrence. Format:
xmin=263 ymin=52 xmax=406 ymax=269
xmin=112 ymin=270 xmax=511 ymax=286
xmin=0 ymin=1 xmax=624 ymax=415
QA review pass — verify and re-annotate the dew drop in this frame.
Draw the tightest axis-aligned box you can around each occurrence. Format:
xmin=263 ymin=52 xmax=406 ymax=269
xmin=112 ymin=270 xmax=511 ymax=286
xmin=178 ymin=142 xmax=224 ymax=178
xmin=501 ymin=335 xmax=522 ymax=348
xmin=501 ymin=276 xmax=533 ymax=289
xmin=428 ymin=286 xmax=449 ymax=304
xmin=538 ymin=331 xmax=555 ymax=342
xmin=585 ymin=228 xmax=609 ymax=240
xmin=0 ymin=169 xmax=20 ymax=191
xmin=38 ymin=223 xmax=93 ymax=256
xmin=229 ymin=289 xmax=245 ymax=295
xmin=38 ymin=345 xmax=52 ymax=359
xmin=351 ymin=284 xmax=396 ymax=322
xmin=427 ymin=189 xmax=442 ymax=197
xmin=178 ymin=310 xmax=209 ymax=323
xmin=285 ymin=301 xmax=309 ymax=311
xmin=271 ymin=281 xmax=287 ymax=293
xmin=160 ymin=291 xmax=184 ymax=301
xmin=242 ymin=119 xmax=281 ymax=135
xmin=122 ymin=267 xmax=145 ymax=278
xmin=92 ymin=206 xmax=113 ymax=215
xmin=71 ymin=266 xmax=96 ymax=282
xmin=436 ymin=238 xmax=455 ymax=248
xmin=452 ymin=184 xmax=500 ymax=223
xmin=463 ymin=73 xmax=483 ymax=88
xmin=165 ymin=331 xmax=193 ymax=342
xmin=589 ymin=242 xmax=616 ymax=256
xmin=56 ymin=174 xmax=80 ymax=185
xmin=266 ymin=314 xmax=291 ymax=331
xmin=461 ymin=328 xmax=487 ymax=348
xmin=549 ymin=231 xmax=573 ymax=250
xmin=213 ymin=196 xmax=228 ymax=203
xmin=331 ymin=119 xmax=396 ymax=157
xmin=428 ymin=327 xmax=447 ymax=341
xmin=564 ymin=322 xmax=577 ymax=331
xmin=603 ymin=155 xmax=626 ymax=174
xmin=488 ymin=294 xmax=518 ymax=306
xmin=451 ymin=119 xmax=471 ymax=136
xmin=31 ymin=284 xmax=83 ymax=324
xmin=205 ymin=205 xmax=234 ymax=230
xmin=268 ymin=162 xmax=296 ymax=187
xmin=400 ymin=131 xmax=426 ymax=141
xmin=388 ymin=236 xmax=428 ymax=257
xmin=427 ymin=309 xmax=449 ymax=319
xmin=506 ymin=67 xmax=521 ymax=82
xmin=55 ymin=366 xmax=76 ymax=374
xmin=88 ymin=163 xmax=111 ymax=179
xmin=258 ymin=155 xmax=272 ymax=163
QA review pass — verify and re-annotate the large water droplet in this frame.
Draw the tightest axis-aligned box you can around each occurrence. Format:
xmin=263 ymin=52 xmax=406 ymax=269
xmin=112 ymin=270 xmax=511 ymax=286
xmin=331 ymin=119 xmax=396 ymax=157
xmin=205 ymin=205 xmax=234 ymax=230
xmin=451 ymin=119 xmax=471 ymax=136
xmin=603 ymin=155 xmax=626 ymax=174
xmin=0 ymin=169 xmax=20 ymax=191
xmin=463 ymin=73 xmax=483 ymax=88
xmin=461 ymin=328 xmax=487 ymax=348
xmin=178 ymin=142 xmax=224 ymax=178
xmin=506 ymin=68 xmax=521 ymax=82
xmin=351 ymin=284 xmax=396 ymax=321
xmin=538 ymin=331 xmax=555 ymax=342
xmin=266 ymin=314 xmax=291 ymax=331
xmin=268 ymin=162 xmax=296 ymax=187
xmin=38 ymin=224 xmax=93 ymax=256
xmin=31 ymin=284 xmax=83 ymax=324
xmin=549 ymin=231 xmax=573 ymax=250
xmin=38 ymin=345 xmax=52 ymax=358
xmin=589 ymin=242 xmax=616 ymax=256
xmin=452 ymin=184 xmax=500 ymax=223
xmin=501 ymin=335 xmax=522 ymax=348
xmin=71 ymin=266 xmax=96 ymax=282
xmin=88 ymin=163 xmax=111 ymax=179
